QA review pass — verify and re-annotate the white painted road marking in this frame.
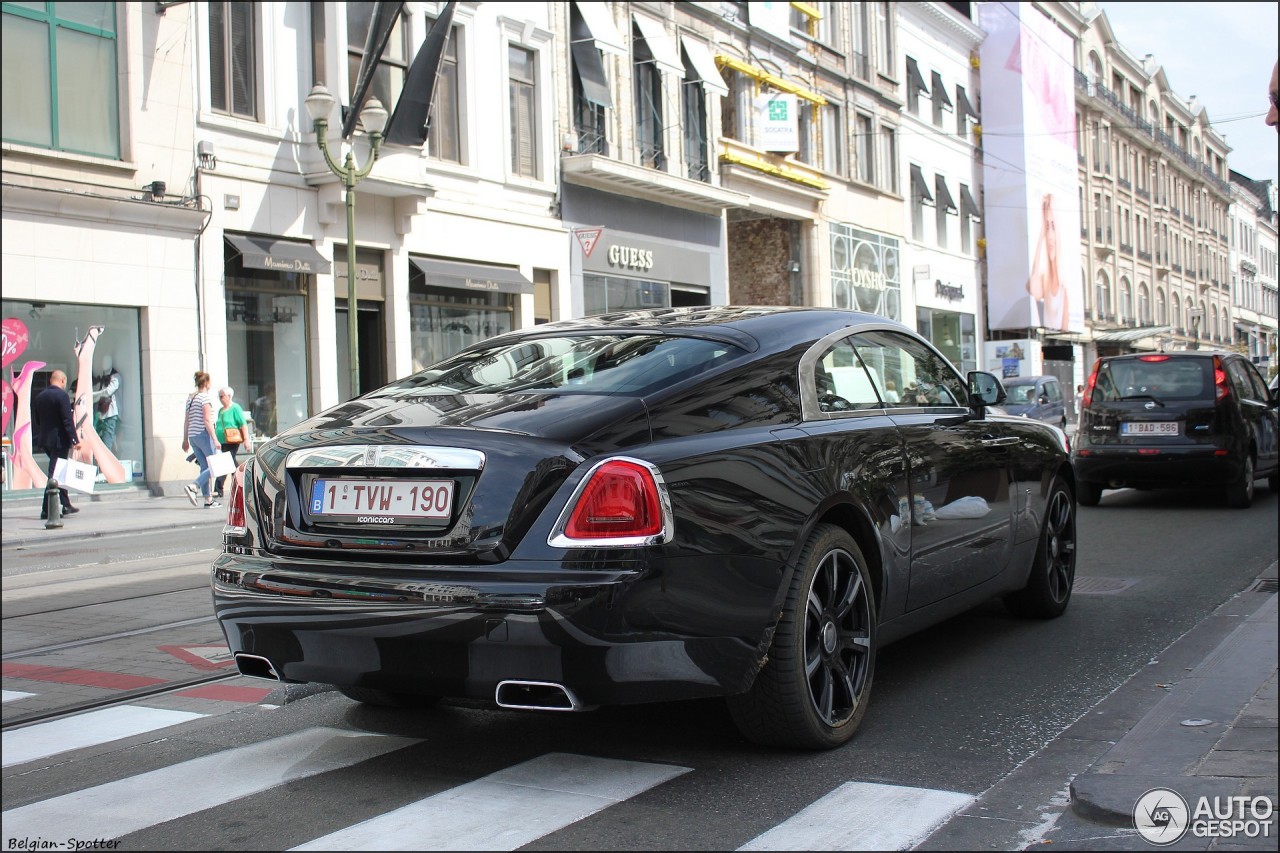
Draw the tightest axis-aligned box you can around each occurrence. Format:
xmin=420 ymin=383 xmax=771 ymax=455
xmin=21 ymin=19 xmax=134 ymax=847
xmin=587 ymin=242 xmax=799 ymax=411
xmin=2 ymin=705 xmax=205 ymax=767
xmin=2 ymin=727 xmax=416 ymax=844
xmin=738 ymin=781 xmax=974 ymax=851
xmin=1 ymin=690 xmax=35 ymax=703
xmin=292 ymin=752 xmax=692 ymax=851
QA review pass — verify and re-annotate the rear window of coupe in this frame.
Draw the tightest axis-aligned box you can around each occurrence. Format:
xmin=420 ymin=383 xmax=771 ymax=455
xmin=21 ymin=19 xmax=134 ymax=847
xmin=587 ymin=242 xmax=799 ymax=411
xmin=382 ymin=334 xmax=742 ymax=397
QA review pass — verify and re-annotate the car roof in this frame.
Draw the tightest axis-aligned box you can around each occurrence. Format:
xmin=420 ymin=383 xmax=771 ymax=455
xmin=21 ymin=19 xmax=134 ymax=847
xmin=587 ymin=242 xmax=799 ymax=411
xmin=1098 ymin=350 xmax=1233 ymax=361
xmin=476 ymin=306 xmax=916 ymax=357
xmin=1004 ymin=375 xmax=1055 ymax=384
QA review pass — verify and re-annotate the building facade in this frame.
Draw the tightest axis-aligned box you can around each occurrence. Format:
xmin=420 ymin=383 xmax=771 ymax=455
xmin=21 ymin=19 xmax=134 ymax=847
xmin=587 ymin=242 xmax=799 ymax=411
xmin=1229 ymin=171 xmax=1279 ymax=377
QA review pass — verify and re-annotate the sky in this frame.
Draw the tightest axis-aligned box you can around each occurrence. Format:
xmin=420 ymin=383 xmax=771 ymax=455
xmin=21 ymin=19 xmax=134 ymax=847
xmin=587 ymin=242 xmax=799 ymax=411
xmin=1096 ymin=2 xmax=1278 ymax=186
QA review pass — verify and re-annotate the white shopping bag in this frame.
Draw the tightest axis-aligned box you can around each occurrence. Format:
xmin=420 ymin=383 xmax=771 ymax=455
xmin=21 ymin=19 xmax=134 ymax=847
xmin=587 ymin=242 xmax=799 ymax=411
xmin=207 ymin=450 xmax=237 ymax=478
xmin=53 ymin=457 xmax=98 ymax=494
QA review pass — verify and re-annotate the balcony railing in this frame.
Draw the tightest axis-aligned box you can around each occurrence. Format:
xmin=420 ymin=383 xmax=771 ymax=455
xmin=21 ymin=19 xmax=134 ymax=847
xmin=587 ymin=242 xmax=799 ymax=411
xmin=1118 ymin=178 xmax=1131 ymax=190
xmin=1137 ymin=188 xmax=1150 ymax=200
xmin=1139 ymin=250 xmax=1153 ymax=262
xmin=1121 ymin=243 xmax=1134 ymax=255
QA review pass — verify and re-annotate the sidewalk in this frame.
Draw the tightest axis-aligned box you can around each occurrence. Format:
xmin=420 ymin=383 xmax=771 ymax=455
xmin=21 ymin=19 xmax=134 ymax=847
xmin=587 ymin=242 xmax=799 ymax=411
xmin=1 ymin=486 xmax=225 ymax=549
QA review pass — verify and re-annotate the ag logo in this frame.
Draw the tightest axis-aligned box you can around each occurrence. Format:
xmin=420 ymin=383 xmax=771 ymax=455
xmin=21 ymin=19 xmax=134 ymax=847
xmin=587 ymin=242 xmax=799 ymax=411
xmin=1133 ymin=787 xmax=1189 ymax=845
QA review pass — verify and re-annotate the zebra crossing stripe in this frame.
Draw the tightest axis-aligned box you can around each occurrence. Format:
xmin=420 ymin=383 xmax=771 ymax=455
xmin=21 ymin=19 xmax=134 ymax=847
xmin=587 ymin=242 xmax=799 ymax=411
xmin=1 ymin=690 xmax=35 ymax=703
xmin=292 ymin=752 xmax=691 ymax=851
xmin=2 ymin=705 xmax=205 ymax=768
xmin=738 ymin=781 xmax=974 ymax=851
xmin=2 ymin=727 xmax=417 ymax=844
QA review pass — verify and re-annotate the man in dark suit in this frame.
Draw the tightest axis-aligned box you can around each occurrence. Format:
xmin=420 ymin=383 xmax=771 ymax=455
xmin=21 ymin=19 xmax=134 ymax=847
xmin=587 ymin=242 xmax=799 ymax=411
xmin=32 ymin=369 xmax=81 ymax=518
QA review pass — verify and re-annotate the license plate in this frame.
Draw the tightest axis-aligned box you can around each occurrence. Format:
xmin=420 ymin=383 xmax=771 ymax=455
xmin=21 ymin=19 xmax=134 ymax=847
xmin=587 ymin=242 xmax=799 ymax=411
xmin=1121 ymin=422 xmax=1179 ymax=436
xmin=310 ymin=478 xmax=454 ymax=520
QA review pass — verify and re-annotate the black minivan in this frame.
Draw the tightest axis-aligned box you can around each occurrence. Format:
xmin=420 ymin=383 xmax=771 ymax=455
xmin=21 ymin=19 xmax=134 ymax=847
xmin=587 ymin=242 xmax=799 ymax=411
xmin=1072 ymin=351 xmax=1279 ymax=508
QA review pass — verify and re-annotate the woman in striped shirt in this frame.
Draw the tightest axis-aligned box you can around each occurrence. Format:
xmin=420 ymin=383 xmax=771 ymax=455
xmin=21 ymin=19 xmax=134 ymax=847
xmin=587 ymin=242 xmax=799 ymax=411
xmin=181 ymin=371 xmax=221 ymax=508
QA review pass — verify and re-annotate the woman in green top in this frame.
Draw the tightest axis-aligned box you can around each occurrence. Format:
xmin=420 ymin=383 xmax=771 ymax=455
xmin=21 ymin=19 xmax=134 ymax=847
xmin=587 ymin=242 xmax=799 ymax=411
xmin=214 ymin=386 xmax=251 ymax=497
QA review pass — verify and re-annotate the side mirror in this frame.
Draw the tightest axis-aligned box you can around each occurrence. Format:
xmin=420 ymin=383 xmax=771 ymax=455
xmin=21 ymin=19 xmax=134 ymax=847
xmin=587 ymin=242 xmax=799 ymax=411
xmin=1038 ymin=393 xmax=1050 ymax=404
xmin=968 ymin=371 xmax=1007 ymax=407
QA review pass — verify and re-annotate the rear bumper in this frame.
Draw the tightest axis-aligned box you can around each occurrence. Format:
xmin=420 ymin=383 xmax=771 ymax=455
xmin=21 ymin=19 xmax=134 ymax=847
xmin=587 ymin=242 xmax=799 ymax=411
xmin=1072 ymin=445 xmax=1242 ymax=488
xmin=210 ymin=550 xmax=780 ymax=706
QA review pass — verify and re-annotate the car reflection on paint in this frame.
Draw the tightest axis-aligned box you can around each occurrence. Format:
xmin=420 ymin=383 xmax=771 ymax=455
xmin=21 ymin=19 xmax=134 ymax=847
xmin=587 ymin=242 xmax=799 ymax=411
xmin=212 ymin=306 xmax=1076 ymax=749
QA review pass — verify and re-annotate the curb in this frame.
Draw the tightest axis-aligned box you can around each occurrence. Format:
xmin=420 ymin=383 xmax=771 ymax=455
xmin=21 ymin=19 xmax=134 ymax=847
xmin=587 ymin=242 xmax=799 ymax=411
xmin=2 ymin=517 xmax=224 ymax=550
xmin=1067 ymin=580 xmax=1278 ymax=825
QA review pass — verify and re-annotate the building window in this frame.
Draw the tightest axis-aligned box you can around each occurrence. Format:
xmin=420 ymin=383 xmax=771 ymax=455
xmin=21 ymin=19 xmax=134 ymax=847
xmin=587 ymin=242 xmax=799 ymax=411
xmin=426 ymin=22 xmax=461 ymax=163
xmin=855 ymin=113 xmax=875 ymax=184
xmin=509 ymin=44 xmax=537 ymax=178
xmin=682 ymin=79 xmax=708 ymax=182
xmin=820 ymin=103 xmax=843 ymax=175
xmin=633 ymin=23 xmax=664 ymax=169
xmin=930 ymin=70 xmax=951 ymax=128
xmin=2 ymin=1 xmax=119 ymax=158
xmin=874 ymin=2 xmax=894 ymax=77
xmin=584 ymin=275 xmax=670 ymax=315
xmin=209 ymin=1 xmax=257 ymax=119
xmin=879 ymin=123 xmax=898 ymax=193
xmin=571 ymin=4 xmax=611 ymax=156
xmin=347 ymin=2 xmax=408 ymax=121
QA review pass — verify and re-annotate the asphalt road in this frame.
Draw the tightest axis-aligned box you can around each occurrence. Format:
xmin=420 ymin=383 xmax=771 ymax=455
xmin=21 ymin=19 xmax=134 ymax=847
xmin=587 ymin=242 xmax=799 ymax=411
xmin=2 ymin=484 xmax=1276 ymax=850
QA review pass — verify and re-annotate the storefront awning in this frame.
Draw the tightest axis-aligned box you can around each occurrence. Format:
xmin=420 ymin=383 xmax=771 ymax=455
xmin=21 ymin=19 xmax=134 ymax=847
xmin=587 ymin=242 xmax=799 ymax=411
xmin=931 ymin=71 xmax=953 ymax=110
xmin=570 ymin=37 xmax=612 ymax=108
xmin=960 ymin=184 xmax=981 ymax=220
xmin=411 ymin=257 xmax=533 ymax=295
xmin=935 ymin=175 xmax=957 ymax=212
xmin=910 ymin=164 xmax=933 ymax=205
xmin=1093 ymin=325 xmax=1173 ymax=343
xmin=572 ymin=1 xmax=626 ymax=56
xmin=225 ymin=234 xmax=331 ymax=275
xmin=680 ymin=35 xmax=727 ymax=97
xmin=905 ymin=57 xmax=929 ymax=95
xmin=632 ymin=13 xmax=684 ymax=78
xmin=715 ymin=54 xmax=827 ymax=105
xmin=956 ymin=84 xmax=979 ymax=120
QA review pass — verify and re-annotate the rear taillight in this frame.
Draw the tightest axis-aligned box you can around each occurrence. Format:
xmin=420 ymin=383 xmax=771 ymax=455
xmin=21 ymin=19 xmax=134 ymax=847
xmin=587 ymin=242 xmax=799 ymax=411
xmin=224 ymin=464 xmax=247 ymax=533
xmin=1213 ymin=356 xmax=1230 ymax=402
xmin=550 ymin=457 xmax=672 ymax=547
xmin=1082 ymin=359 xmax=1100 ymax=408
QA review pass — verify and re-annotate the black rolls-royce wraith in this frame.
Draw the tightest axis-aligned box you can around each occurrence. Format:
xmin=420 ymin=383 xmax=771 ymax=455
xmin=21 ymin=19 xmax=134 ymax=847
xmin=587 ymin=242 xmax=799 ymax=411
xmin=212 ymin=307 xmax=1076 ymax=749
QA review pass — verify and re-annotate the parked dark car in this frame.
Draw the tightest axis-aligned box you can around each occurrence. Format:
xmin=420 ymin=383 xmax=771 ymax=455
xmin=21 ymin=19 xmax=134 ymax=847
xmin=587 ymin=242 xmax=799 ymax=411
xmin=1072 ymin=351 xmax=1280 ymax=508
xmin=998 ymin=375 xmax=1067 ymax=429
xmin=213 ymin=307 xmax=1076 ymax=749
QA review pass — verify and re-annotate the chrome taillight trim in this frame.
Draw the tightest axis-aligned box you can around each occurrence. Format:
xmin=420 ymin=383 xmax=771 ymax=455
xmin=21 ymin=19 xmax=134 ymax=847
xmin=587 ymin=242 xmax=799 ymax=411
xmin=547 ymin=456 xmax=674 ymax=548
xmin=285 ymin=445 xmax=486 ymax=470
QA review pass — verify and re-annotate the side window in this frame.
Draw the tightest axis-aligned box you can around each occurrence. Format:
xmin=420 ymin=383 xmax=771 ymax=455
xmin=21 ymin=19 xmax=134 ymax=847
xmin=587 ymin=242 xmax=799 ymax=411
xmin=851 ymin=330 xmax=966 ymax=408
xmin=1227 ymin=361 xmax=1262 ymax=404
xmin=1045 ymin=380 xmax=1063 ymax=402
xmin=814 ymin=338 xmax=882 ymax=412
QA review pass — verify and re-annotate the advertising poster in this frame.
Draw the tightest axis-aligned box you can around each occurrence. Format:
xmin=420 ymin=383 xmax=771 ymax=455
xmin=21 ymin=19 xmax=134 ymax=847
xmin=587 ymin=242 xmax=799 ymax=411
xmin=757 ymin=93 xmax=799 ymax=153
xmin=979 ymin=3 xmax=1084 ymax=334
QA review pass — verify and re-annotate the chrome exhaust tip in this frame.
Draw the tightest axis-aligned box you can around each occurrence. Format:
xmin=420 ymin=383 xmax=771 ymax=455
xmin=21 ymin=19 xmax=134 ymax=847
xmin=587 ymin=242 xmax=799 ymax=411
xmin=495 ymin=680 xmax=586 ymax=712
xmin=234 ymin=653 xmax=281 ymax=681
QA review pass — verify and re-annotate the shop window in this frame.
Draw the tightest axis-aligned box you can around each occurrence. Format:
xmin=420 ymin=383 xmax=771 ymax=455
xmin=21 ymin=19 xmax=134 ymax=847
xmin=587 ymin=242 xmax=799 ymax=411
xmin=2 ymin=301 xmax=144 ymax=492
xmin=583 ymin=275 xmax=669 ymax=316
xmin=408 ymin=270 xmax=515 ymax=370
xmin=2 ymin=2 xmax=119 ymax=158
xmin=223 ymin=242 xmax=312 ymax=441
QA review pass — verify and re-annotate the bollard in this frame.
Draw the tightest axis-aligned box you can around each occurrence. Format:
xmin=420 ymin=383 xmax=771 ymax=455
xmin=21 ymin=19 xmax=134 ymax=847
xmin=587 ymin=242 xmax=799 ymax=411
xmin=44 ymin=478 xmax=63 ymax=529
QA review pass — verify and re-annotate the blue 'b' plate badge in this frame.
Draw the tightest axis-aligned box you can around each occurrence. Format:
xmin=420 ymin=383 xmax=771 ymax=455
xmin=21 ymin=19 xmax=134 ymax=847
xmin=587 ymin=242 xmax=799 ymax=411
xmin=311 ymin=481 xmax=324 ymax=513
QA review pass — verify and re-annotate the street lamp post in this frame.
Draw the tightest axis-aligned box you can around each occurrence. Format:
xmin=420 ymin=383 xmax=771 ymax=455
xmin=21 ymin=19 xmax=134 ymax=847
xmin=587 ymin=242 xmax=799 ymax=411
xmin=304 ymin=83 xmax=388 ymax=399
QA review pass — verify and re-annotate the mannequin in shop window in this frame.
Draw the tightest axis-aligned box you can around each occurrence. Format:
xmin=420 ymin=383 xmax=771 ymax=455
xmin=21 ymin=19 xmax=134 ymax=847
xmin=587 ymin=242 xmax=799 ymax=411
xmin=92 ymin=354 xmax=122 ymax=454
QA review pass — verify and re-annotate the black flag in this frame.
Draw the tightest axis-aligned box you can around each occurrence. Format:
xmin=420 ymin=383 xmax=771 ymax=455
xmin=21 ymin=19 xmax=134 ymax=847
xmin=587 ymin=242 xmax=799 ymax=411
xmin=342 ymin=1 xmax=405 ymax=140
xmin=383 ymin=1 xmax=457 ymax=147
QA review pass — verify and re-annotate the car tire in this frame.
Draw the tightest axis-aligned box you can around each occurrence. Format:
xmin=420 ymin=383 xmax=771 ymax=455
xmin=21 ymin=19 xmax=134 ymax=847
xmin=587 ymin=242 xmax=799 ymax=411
xmin=727 ymin=524 xmax=876 ymax=750
xmin=337 ymin=686 xmax=441 ymax=708
xmin=1225 ymin=454 xmax=1255 ymax=509
xmin=1005 ymin=477 xmax=1076 ymax=619
xmin=1076 ymin=480 xmax=1102 ymax=507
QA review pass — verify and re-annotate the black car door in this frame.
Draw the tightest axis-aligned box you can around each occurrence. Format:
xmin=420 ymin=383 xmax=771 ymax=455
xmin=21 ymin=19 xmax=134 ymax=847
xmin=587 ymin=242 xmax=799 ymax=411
xmin=848 ymin=331 xmax=1015 ymax=611
xmin=1229 ymin=359 xmax=1279 ymax=474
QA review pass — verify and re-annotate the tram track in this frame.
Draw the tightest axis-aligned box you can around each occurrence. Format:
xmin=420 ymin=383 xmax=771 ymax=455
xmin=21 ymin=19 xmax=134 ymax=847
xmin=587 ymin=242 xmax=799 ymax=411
xmin=1 ymin=671 xmax=250 ymax=731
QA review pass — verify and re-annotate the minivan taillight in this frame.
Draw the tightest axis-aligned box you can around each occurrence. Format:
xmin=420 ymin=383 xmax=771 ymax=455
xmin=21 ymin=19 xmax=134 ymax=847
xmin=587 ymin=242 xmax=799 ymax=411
xmin=1213 ymin=356 xmax=1230 ymax=402
xmin=551 ymin=458 xmax=672 ymax=546
xmin=1082 ymin=359 xmax=1101 ymax=408
xmin=224 ymin=464 xmax=247 ymax=534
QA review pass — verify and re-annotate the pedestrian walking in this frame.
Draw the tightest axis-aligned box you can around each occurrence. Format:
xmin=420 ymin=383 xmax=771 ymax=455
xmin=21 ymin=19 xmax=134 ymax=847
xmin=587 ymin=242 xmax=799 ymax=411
xmin=213 ymin=386 xmax=251 ymax=498
xmin=31 ymin=369 xmax=80 ymax=518
xmin=182 ymin=371 xmax=221 ymax=509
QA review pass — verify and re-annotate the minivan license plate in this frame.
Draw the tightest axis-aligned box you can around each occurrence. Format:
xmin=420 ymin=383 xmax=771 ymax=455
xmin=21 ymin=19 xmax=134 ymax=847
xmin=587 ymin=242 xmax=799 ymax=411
xmin=310 ymin=478 xmax=454 ymax=519
xmin=1121 ymin=422 xmax=1179 ymax=436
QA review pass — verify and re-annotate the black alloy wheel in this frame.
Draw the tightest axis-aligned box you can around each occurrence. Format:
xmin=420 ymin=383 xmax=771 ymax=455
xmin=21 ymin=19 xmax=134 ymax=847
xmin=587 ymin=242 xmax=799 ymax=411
xmin=1005 ymin=476 xmax=1076 ymax=618
xmin=727 ymin=524 xmax=876 ymax=749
